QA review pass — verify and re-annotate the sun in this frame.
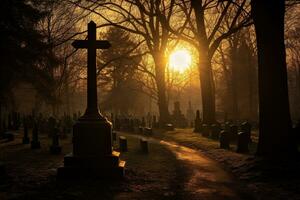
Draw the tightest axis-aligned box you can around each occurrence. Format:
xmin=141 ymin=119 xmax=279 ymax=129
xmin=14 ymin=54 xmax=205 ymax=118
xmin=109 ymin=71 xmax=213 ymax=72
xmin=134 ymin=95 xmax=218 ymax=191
xmin=169 ymin=49 xmax=192 ymax=72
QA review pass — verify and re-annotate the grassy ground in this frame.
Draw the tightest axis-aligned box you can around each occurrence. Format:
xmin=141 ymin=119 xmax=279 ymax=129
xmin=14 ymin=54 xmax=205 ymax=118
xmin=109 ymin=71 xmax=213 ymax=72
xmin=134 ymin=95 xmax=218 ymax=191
xmin=0 ymin=131 xmax=182 ymax=200
xmin=129 ymin=128 xmax=300 ymax=200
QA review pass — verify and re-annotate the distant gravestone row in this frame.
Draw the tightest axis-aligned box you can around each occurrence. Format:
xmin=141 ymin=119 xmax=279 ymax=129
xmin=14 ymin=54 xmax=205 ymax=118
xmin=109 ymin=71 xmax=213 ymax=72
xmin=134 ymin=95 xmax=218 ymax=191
xmin=193 ymin=116 xmax=253 ymax=153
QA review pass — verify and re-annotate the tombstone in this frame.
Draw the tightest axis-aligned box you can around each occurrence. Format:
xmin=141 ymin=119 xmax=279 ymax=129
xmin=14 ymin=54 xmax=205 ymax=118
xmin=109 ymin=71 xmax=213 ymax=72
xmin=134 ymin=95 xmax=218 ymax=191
xmin=31 ymin=122 xmax=41 ymax=149
xmin=119 ymin=136 xmax=128 ymax=152
xmin=140 ymin=138 xmax=148 ymax=153
xmin=236 ymin=131 xmax=249 ymax=153
xmin=171 ymin=101 xmax=187 ymax=128
xmin=129 ymin=119 xmax=134 ymax=132
xmin=146 ymin=112 xmax=152 ymax=127
xmin=57 ymin=21 xmax=125 ymax=179
xmin=144 ymin=127 xmax=152 ymax=135
xmin=229 ymin=125 xmax=238 ymax=142
xmin=114 ymin=117 xmax=121 ymax=131
xmin=138 ymin=126 xmax=144 ymax=134
xmin=141 ymin=117 xmax=146 ymax=127
xmin=211 ymin=124 xmax=221 ymax=140
xmin=152 ymin=115 xmax=157 ymax=128
xmin=219 ymin=130 xmax=230 ymax=149
xmin=193 ymin=110 xmax=202 ymax=133
xmin=47 ymin=117 xmax=56 ymax=137
xmin=22 ymin=120 xmax=30 ymax=144
xmin=186 ymin=101 xmax=195 ymax=128
xmin=224 ymin=121 xmax=231 ymax=132
xmin=165 ymin=123 xmax=174 ymax=131
xmin=240 ymin=121 xmax=252 ymax=143
xmin=202 ymin=124 xmax=210 ymax=137
xmin=50 ymin=127 xmax=62 ymax=154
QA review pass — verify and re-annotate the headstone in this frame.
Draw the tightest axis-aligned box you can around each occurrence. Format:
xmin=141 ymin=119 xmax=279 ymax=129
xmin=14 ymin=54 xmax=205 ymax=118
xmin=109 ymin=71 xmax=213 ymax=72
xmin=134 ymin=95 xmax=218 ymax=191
xmin=224 ymin=121 xmax=231 ymax=132
xmin=22 ymin=119 xmax=30 ymax=144
xmin=219 ymin=130 xmax=230 ymax=149
xmin=50 ymin=127 xmax=62 ymax=154
xmin=211 ymin=124 xmax=221 ymax=140
xmin=119 ymin=136 xmax=127 ymax=152
xmin=240 ymin=121 xmax=252 ymax=143
xmin=186 ymin=101 xmax=195 ymax=128
xmin=236 ymin=131 xmax=249 ymax=153
xmin=229 ymin=125 xmax=238 ymax=142
xmin=152 ymin=115 xmax=157 ymax=128
xmin=140 ymin=138 xmax=148 ymax=153
xmin=141 ymin=117 xmax=146 ymax=127
xmin=171 ymin=101 xmax=187 ymax=128
xmin=31 ymin=122 xmax=41 ymax=149
xmin=144 ymin=127 xmax=152 ymax=135
xmin=47 ymin=117 xmax=56 ymax=137
xmin=138 ymin=126 xmax=144 ymax=134
xmin=202 ymin=124 xmax=210 ymax=137
xmin=57 ymin=21 xmax=125 ymax=179
xmin=165 ymin=123 xmax=174 ymax=131
xmin=193 ymin=110 xmax=202 ymax=133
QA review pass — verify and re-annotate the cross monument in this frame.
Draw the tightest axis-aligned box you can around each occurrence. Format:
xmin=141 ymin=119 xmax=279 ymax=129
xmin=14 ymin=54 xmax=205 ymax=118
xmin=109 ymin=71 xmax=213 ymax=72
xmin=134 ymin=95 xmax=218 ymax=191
xmin=57 ymin=21 xmax=125 ymax=178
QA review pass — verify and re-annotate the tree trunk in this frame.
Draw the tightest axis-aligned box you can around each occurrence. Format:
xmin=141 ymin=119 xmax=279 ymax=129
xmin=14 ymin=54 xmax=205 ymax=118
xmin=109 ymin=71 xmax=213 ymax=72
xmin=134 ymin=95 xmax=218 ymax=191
xmin=198 ymin=55 xmax=216 ymax=124
xmin=252 ymin=0 xmax=298 ymax=156
xmin=154 ymin=54 xmax=170 ymax=126
xmin=192 ymin=0 xmax=216 ymax=124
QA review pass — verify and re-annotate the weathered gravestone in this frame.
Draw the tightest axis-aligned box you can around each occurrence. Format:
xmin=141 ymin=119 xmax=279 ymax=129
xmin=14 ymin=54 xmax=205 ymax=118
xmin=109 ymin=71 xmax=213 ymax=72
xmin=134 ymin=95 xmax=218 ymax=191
xmin=165 ymin=123 xmax=174 ymax=131
xmin=211 ymin=124 xmax=221 ymax=140
xmin=119 ymin=136 xmax=128 ymax=152
xmin=193 ymin=110 xmax=202 ymax=133
xmin=140 ymin=138 xmax=148 ymax=153
xmin=202 ymin=124 xmax=210 ymax=137
xmin=236 ymin=131 xmax=249 ymax=153
xmin=57 ymin=21 xmax=125 ymax=178
xmin=50 ymin=127 xmax=62 ymax=154
xmin=22 ymin=119 xmax=30 ymax=144
xmin=240 ymin=121 xmax=252 ymax=143
xmin=144 ymin=127 xmax=152 ymax=135
xmin=171 ymin=101 xmax=187 ymax=128
xmin=229 ymin=125 xmax=238 ymax=142
xmin=186 ymin=101 xmax=195 ymax=128
xmin=220 ymin=130 xmax=230 ymax=149
xmin=31 ymin=122 xmax=41 ymax=149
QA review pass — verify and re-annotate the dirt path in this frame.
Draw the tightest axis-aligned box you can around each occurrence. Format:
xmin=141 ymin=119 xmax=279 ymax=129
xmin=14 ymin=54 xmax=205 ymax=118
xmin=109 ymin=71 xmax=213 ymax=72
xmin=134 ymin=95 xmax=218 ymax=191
xmin=122 ymin=133 xmax=253 ymax=200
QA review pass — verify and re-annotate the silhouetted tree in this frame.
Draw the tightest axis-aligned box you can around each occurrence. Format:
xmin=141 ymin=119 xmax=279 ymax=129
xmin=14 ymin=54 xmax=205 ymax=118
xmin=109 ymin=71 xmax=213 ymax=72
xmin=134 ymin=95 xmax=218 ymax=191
xmin=0 ymin=0 xmax=57 ymax=112
xmin=251 ymin=0 xmax=298 ymax=156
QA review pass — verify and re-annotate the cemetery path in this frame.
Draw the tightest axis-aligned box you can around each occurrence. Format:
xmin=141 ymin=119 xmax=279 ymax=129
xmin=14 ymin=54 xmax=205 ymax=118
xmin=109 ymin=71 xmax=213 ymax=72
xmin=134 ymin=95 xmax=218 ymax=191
xmin=122 ymin=133 xmax=253 ymax=200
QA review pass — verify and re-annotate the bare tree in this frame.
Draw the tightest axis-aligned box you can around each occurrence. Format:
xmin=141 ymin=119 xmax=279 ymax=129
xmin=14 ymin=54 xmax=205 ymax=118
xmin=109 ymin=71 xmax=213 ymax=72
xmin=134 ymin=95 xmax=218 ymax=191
xmin=67 ymin=0 xmax=189 ymax=126
xmin=167 ymin=0 xmax=252 ymax=124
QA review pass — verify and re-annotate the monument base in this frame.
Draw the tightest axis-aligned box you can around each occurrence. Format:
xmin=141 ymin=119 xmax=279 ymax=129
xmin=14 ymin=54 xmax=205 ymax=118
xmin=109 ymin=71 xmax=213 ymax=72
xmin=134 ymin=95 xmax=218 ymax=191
xmin=57 ymin=151 xmax=125 ymax=179
xmin=57 ymin=117 xmax=125 ymax=179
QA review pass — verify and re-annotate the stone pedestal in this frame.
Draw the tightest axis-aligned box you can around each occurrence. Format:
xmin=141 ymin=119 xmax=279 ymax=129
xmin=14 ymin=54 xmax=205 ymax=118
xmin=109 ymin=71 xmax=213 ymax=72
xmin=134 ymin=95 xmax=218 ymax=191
xmin=57 ymin=118 xmax=125 ymax=179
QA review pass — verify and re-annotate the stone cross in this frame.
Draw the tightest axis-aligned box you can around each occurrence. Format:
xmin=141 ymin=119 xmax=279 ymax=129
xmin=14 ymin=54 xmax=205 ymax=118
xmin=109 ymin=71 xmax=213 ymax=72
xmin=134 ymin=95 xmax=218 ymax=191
xmin=72 ymin=21 xmax=111 ymax=119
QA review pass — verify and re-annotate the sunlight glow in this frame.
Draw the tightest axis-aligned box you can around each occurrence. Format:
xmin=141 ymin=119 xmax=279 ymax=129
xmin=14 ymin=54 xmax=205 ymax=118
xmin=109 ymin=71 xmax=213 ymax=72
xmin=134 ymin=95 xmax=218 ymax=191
xmin=169 ymin=49 xmax=192 ymax=73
